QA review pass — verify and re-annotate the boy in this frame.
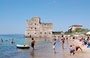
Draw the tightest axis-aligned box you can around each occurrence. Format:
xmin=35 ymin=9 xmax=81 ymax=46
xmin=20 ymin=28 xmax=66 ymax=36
xmin=53 ymin=39 xmax=56 ymax=54
xmin=70 ymin=45 xmax=75 ymax=55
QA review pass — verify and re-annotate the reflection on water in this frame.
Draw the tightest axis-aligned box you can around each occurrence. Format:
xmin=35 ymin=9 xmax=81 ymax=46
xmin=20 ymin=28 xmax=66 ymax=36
xmin=16 ymin=48 xmax=24 ymax=52
xmin=30 ymin=49 xmax=34 ymax=58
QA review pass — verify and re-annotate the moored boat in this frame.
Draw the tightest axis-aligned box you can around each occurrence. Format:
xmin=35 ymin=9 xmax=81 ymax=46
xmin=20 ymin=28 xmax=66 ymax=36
xmin=16 ymin=44 xmax=30 ymax=49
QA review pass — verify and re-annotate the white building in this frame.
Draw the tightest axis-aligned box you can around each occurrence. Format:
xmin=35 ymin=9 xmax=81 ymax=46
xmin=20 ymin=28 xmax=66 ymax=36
xmin=24 ymin=17 xmax=53 ymax=38
xmin=69 ymin=24 xmax=83 ymax=31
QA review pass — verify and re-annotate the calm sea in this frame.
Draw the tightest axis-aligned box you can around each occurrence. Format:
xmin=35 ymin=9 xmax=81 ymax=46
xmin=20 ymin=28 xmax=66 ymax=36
xmin=0 ymin=34 xmax=68 ymax=58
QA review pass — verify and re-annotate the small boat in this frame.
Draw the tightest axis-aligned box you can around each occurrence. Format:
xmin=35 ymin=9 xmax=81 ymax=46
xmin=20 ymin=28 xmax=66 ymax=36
xmin=16 ymin=44 xmax=30 ymax=49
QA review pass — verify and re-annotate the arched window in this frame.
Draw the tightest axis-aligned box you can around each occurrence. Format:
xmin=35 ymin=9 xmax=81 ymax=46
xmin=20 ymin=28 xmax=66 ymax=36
xmin=40 ymin=32 xmax=42 ymax=34
xmin=35 ymin=23 xmax=36 ymax=25
xmin=31 ymin=27 xmax=33 ymax=29
xmin=35 ymin=28 xmax=37 ymax=29
xmin=35 ymin=33 xmax=36 ymax=34
xmin=45 ymin=32 xmax=46 ymax=34
xmin=28 ymin=33 xmax=29 ymax=34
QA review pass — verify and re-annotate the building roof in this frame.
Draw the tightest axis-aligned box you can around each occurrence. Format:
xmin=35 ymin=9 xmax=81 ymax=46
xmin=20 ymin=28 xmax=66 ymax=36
xmin=71 ymin=24 xmax=83 ymax=27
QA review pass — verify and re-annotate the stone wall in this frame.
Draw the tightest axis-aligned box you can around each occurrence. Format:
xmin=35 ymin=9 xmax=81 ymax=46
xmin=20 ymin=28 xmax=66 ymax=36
xmin=24 ymin=17 xmax=53 ymax=38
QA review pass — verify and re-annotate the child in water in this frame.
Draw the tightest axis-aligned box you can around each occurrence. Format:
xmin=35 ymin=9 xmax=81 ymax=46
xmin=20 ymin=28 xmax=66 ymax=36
xmin=52 ymin=39 xmax=56 ymax=54
xmin=69 ymin=45 xmax=75 ymax=55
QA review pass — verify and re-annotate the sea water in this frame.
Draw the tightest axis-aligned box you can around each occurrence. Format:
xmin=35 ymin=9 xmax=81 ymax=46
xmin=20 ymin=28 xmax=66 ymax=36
xmin=0 ymin=34 xmax=68 ymax=58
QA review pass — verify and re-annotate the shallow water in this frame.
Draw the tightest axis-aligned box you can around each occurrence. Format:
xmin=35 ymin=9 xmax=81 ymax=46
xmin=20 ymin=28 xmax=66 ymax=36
xmin=0 ymin=34 xmax=69 ymax=58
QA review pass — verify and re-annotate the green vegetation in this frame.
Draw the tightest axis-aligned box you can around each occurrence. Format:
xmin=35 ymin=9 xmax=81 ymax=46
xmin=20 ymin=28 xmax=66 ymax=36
xmin=64 ymin=28 xmax=90 ymax=35
xmin=52 ymin=31 xmax=62 ymax=35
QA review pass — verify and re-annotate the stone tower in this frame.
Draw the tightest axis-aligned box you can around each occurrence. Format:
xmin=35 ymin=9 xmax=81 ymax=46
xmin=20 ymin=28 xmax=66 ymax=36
xmin=24 ymin=17 xmax=53 ymax=38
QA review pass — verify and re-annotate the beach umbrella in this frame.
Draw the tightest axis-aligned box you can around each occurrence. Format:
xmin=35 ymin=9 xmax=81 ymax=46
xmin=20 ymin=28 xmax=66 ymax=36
xmin=86 ymin=31 xmax=90 ymax=34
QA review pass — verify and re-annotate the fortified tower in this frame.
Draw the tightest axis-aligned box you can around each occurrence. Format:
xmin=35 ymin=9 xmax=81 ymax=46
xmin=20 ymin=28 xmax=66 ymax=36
xmin=25 ymin=17 xmax=53 ymax=38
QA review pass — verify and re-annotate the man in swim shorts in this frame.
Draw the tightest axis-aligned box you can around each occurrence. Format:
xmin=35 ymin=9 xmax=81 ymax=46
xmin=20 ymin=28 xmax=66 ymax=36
xmin=31 ymin=37 xmax=35 ymax=50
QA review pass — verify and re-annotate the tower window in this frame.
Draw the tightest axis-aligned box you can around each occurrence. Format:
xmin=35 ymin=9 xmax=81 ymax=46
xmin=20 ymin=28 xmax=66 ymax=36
xmin=35 ymin=23 xmax=36 ymax=25
xmin=28 ymin=33 xmax=29 ymax=34
xmin=35 ymin=33 xmax=36 ymax=34
xmin=44 ymin=24 xmax=46 ymax=25
xmin=40 ymin=32 xmax=42 ymax=34
xmin=35 ymin=28 xmax=37 ymax=29
xmin=45 ymin=32 xmax=46 ymax=34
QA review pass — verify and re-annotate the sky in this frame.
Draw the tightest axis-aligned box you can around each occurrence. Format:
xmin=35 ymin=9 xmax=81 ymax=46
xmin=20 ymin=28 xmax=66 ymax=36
xmin=0 ymin=0 xmax=90 ymax=34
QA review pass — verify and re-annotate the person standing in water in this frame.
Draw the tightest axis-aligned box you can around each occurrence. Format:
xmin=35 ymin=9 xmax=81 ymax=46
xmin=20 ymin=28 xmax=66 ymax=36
xmin=52 ymin=39 xmax=56 ymax=54
xmin=0 ymin=38 xmax=3 ymax=43
xmin=31 ymin=37 xmax=35 ymax=50
xmin=11 ymin=38 xmax=14 ymax=44
xmin=61 ymin=35 xmax=65 ymax=50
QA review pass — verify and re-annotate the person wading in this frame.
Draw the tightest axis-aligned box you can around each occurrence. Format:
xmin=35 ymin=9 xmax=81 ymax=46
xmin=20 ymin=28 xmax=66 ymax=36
xmin=31 ymin=37 xmax=35 ymax=50
xmin=61 ymin=35 xmax=65 ymax=50
xmin=52 ymin=39 xmax=56 ymax=54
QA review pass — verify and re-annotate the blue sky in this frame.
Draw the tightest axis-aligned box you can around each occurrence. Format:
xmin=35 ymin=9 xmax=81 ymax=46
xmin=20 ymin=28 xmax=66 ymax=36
xmin=0 ymin=0 xmax=90 ymax=34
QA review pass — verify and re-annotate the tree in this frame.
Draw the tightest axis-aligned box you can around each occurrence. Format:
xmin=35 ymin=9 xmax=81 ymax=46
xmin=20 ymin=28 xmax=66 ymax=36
xmin=74 ymin=28 xmax=82 ymax=32
xmin=64 ymin=28 xmax=90 ymax=35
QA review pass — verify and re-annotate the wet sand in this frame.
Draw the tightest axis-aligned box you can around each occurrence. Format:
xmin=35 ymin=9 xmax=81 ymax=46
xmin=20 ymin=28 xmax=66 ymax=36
xmin=7 ymin=37 xmax=90 ymax=58
xmin=28 ymin=38 xmax=90 ymax=58
xmin=26 ymin=38 xmax=70 ymax=58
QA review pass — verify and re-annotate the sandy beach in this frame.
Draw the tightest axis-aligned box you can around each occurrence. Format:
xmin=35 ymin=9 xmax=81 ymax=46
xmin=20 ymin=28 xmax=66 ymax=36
xmin=61 ymin=39 xmax=90 ymax=58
